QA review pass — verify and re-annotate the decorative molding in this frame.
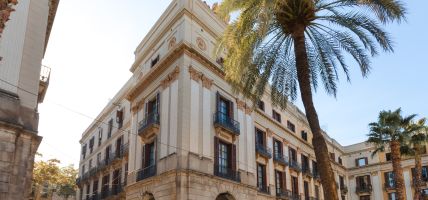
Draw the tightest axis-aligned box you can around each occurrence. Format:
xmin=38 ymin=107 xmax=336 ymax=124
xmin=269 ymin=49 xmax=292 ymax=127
xmin=168 ymin=37 xmax=176 ymax=49
xmin=266 ymin=128 xmax=273 ymax=137
xmin=196 ymin=37 xmax=207 ymax=51
xmin=201 ymin=75 xmax=213 ymax=89
xmin=161 ymin=66 xmax=180 ymax=89
xmin=188 ymin=66 xmax=202 ymax=81
xmin=370 ymin=171 xmax=378 ymax=176
xmin=245 ymin=106 xmax=253 ymax=115
xmin=236 ymin=100 xmax=246 ymax=111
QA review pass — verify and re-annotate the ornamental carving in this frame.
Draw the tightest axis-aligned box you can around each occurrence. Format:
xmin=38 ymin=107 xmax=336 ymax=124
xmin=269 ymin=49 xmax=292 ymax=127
xmin=189 ymin=66 xmax=202 ymax=81
xmin=196 ymin=37 xmax=207 ymax=51
xmin=201 ymin=75 xmax=213 ymax=89
xmin=236 ymin=100 xmax=246 ymax=110
xmin=245 ymin=106 xmax=253 ymax=115
xmin=168 ymin=37 xmax=177 ymax=49
xmin=161 ymin=66 xmax=180 ymax=89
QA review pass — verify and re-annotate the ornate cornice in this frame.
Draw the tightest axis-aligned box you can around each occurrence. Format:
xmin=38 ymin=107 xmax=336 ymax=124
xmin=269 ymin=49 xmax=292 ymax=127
xmin=236 ymin=99 xmax=246 ymax=111
xmin=161 ymin=66 xmax=180 ymax=89
xmin=188 ymin=66 xmax=202 ymax=81
xmin=201 ymin=75 xmax=213 ymax=89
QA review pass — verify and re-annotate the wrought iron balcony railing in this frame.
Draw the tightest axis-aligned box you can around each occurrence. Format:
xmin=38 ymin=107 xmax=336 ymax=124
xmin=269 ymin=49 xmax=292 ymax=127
xmin=289 ymin=160 xmax=302 ymax=172
xmin=312 ymin=170 xmax=320 ymax=180
xmin=289 ymin=193 xmax=301 ymax=200
xmin=384 ymin=182 xmax=396 ymax=190
xmin=256 ymin=144 xmax=272 ymax=158
xmin=302 ymin=166 xmax=313 ymax=177
xmin=136 ymin=164 xmax=156 ymax=182
xmin=273 ymin=154 xmax=289 ymax=166
xmin=258 ymin=184 xmax=270 ymax=194
xmin=214 ymin=164 xmax=241 ymax=182
xmin=111 ymin=182 xmax=124 ymax=196
xmin=356 ymin=184 xmax=372 ymax=193
xmin=276 ymin=188 xmax=290 ymax=199
xmin=213 ymin=111 xmax=240 ymax=135
xmin=340 ymin=185 xmax=348 ymax=194
xmin=138 ymin=113 xmax=160 ymax=134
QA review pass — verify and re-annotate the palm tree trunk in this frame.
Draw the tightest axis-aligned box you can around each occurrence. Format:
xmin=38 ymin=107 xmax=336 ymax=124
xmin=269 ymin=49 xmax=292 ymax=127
xmin=292 ymin=28 xmax=339 ymax=200
xmin=391 ymin=140 xmax=406 ymax=200
xmin=414 ymin=145 xmax=423 ymax=200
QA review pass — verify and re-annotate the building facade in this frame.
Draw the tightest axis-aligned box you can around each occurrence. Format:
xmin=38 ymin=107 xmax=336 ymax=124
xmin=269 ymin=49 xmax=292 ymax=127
xmin=0 ymin=0 xmax=58 ymax=199
xmin=76 ymin=0 xmax=428 ymax=200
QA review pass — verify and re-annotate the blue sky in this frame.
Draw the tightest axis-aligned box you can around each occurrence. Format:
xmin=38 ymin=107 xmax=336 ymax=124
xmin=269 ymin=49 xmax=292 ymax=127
xmin=38 ymin=0 xmax=427 ymax=166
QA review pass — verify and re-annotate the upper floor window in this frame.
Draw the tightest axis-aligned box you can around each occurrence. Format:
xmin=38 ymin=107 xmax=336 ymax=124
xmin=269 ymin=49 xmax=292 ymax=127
xmin=291 ymin=176 xmax=299 ymax=196
xmin=89 ymin=137 xmax=94 ymax=154
xmin=257 ymin=100 xmax=265 ymax=111
xmin=115 ymin=136 xmax=123 ymax=156
xmin=98 ymin=128 xmax=103 ymax=146
xmin=339 ymin=175 xmax=345 ymax=189
xmin=142 ymin=142 xmax=155 ymax=168
xmin=275 ymin=170 xmax=286 ymax=194
xmin=312 ymin=161 xmax=318 ymax=174
xmin=330 ymin=152 xmax=335 ymax=162
xmin=145 ymin=93 xmax=160 ymax=118
xmin=356 ymin=175 xmax=371 ymax=189
xmin=116 ymin=108 xmax=124 ymax=129
xmin=289 ymin=147 xmax=297 ymax=162
xmin=301 ymin=154 xmax=309 ymax=170
xmin=216 ymin=93 xmax=233 ymax=118
xmin=356 ymin=157 xmax=368 ymax=167
xmin=151 ymin=55 xmax=160 ymax=68
xmin=257 ymin=163 xmax=267 ymax=190
xmin=388 ymin=192 xmax=397 ymax=200
xmin=338 ymin=156 xmax=343 ymax=165
xmin=255 ymin=128 xmax=266 ymax=147
xmin=214 ymin=137 xmax=237 ymax=179
xmin=386 ymin=153 xmax=392 ymax=161
xmin=412 ymin=166 xmax=428 ymax=181
xmin=82 ymin=165 xmax=85 ymax=175
xmin=89 ymin=159 xmax=92 ymax=170
xmin=384 ymin=171 xmax=395 ymax=188
xmin=97 ymin=153 xmax=101 ymax=165
xmin=105 ymin=145 xmax=111 ymax=162
xmin=272 ymin=110 xmax=281 ymax=123
xmin=107 ymin=119 xmax=113 ymax=138
xmin=301 ymin=131 xmax=308 ymax=141
xmin=273 ymin=139 xmax=283 ymax=158
xmin=81 ymin=144 xmax=87 ymax=159
xmin=287 ymin=120 xmax=295 ymax=132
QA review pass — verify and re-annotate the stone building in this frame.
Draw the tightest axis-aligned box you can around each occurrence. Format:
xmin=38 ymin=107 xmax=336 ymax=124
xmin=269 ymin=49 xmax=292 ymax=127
xmin=0 ymin=0 xmax=59 ymax=199
xmin=75 ymin=0 xmax=428 ymax=200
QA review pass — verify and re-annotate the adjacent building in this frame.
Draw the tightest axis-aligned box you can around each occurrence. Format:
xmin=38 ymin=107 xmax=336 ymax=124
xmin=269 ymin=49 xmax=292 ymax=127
xmin=0 ymin=0 xmax=59 ymax=199
xmin=75 ymin=0 xmax=428 ymax=200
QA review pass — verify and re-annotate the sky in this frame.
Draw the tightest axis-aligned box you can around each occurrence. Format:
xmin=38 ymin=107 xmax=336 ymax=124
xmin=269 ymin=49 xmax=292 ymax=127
xmin=38 ymin=0 xmax=428 ymax=167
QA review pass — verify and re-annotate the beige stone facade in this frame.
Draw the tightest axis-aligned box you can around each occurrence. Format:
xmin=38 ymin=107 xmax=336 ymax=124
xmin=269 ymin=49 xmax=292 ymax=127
xmin=76 ymin=1 xmax=428 ymax=200
xmin=0 ymin=0 xmax=58 ymax=199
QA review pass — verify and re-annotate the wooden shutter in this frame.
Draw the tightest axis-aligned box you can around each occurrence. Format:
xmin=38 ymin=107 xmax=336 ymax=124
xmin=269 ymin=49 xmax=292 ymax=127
xmin=228 ymin=99 xmax=234 ymax=118
xmin=384 ymin=172 xmax=388 ymax=186
xmin=355 ymin=159 xmax=359 ymax=167
xmin=214 ymin=137 xmax=219 ymax=166
xmin=364 ymin=157 xmax=368 ymax=165
xmin=156 ymin=93 xmax=160 ymax=114
xmin=232 ymin=144 xmax=237 ymax=170
xmin=144 ymin=102 xmax=148 ymax=118
xmin=216 ymin=92 xmax=220 ymax=112
xmin=141 ymin=145 xmax=146 ymax=168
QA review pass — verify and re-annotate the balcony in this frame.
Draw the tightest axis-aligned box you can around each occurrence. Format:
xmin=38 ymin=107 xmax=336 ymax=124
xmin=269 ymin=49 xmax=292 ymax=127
xmin=136 ymin=164 xmax=156 ymax=182
xmin=289 ymin=160 xmax=302 ymax=172
xmin=312 ymin=170 xmax=320 ymax=180
xmin=289 ymin=193 xmax=301 ymax=200
xmin=138 ymin=113 xmax=160 ymax=143
xmin=213 ymin=111 xmax=240 ymax=136
xmin=301 ymin=166 xmax=313 ymax=177
xmin=214 ymin=165 xmax=241 ymax=182
xmin=258 ymin=184 xmax=270 ymax=195
xmin=276 ymin=188 xmax=290 ymax=199
xmin=384 ymin=182 xmax=396 ymax=190
xmin=101 ymin=188 xmax=110 ymax=199
xmin=38 ymin=65 xmax=51 ymax=103
xmin=356 ymin=184 xmax=372 ymax=194
xmin=89 ymin=193 xmax=101 ymax=200
xmin=256 ymin=144 xmax=272 ymax=159
xmin=111 ymin=182 xmax=124 ymax=196
xmin=89 ymin=167 xmax=97 ymax=177
xmin=273 ymin=154 xmax=289 ymax=166
xmin=340 ymin=185 xmax=348 ymax=194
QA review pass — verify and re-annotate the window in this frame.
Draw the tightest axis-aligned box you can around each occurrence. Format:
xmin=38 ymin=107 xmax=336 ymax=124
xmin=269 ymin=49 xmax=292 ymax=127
xmin=89 ymin=159 xmax=92 ymax=170
xmin=218 ymin=141 xmax=230 ymax=173
xmin=257 ymin=100 xmax=265 ymax=111
xmin=255 ymin=128 xmax=266 ymax=147
xmin=98 ymin=128 xmax=103 ymax=146
xmin=142 ymin=142 xmax=155 ymax=168
xmin=356 ymin=175 xmax=371 ymax=190
xmin=360 ymin=195 xmax=371 ymax=200
xmin=89 ymin=137 xmax=94 ymax=154
xmin=330 ymin=152 xmax=335 ymax=162
xmin=92 ymin=180 xmax=98 ymax=197
xmin=116 ymin=108 xmax=124 ymax=129
xmin=214 ymin=137 xmax=237 ymax=179
xmin=272 ymin=110 xmax=281 ymax=122
xmin=105 ymin=145 xmax=111 ymax=163
xmin=339 ymin=176 xmax=345 ymax=189
xmin=124 ymin=163 xmax=128 ymax=184
xmin=81 ymin=144 xmax=87 ymax=159
xmin=97 ymin=153 xmax=101 ymax=165
xmin=273 ymin=139 xmax=283 ymax=158
xmin=315 ymin=185 xmax=320 ymax=199
xmin=112 ymin=169 xmax=121 ymax=193
xmin=291 ymin=176 xmax=299 ymax=196
xmin=287 ymin=120 xmax=295 ymax=132
xmin=301 ymin=154 xmax=309 ymax=171
xmin=304 ymin=181 xmax=309 ymax=200
xmin=388 ymin=192 xmax=397 ymax=200
xmin=384 ymin=171 xmax=395 ymax=188
xmin=107 ymin=119 xmax=113 ymax=138
xmin=338 ymin=157 xmax=343 ymax=165
xmin=312 ymin=161 xmax=318 ymax=175
xmin=301 ymin=131 xmax=308 ymax=141
xmin=86 ymin=184 xmax=90 ymax=200
xmin=356 ymin=157 xmax=368 ymax=167
xmin=101 ymin=174 xmax=109 ymax=198
xmin=82 ymin=165 xmax=85 ymax=176
xmin=115 ymin=136 xmax=123 ymax=156
xmin=275 ymin=170 xmax=285 ymax=194
xmin=412 ymin=166 xmax=428 ymax=181
xmin=289 ymin=147 xmax=297 ymax=162
xmin=216 ymin=93 xmax=233 ymax=118
xmin=150 ymin=55 xmax=160 ymax=67
xmin=257 ymin=164 xmax=266 ymax=190
xmin=386 ymin=153 xmax=392 ymax=161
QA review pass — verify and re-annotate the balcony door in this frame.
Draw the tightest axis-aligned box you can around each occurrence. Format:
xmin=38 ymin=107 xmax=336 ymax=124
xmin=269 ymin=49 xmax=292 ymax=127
xmin=145 ymin=94 xmax=159 ymax=117
xmin=273 ymin=139 xmax=282 ymax=158
xmin=304 ymin=181 xmax=309 ymax=200
xmin=255 ymin=128 xmax=265 ymax=146
xmin=289 ymin=148 xmax=297 ymax=162
xmin=142 ymin=142 xmax=155 ymax=168
xmin=115 ymin=136 xmax=122 ymax=156
xmin=291 ymin=176 xmax=299 ymax=196
xmin=218 ymin=141 xmax=231 ymax=173
xmin=216 ymin=92 xmax=233 ymax=120
xmin=275 ymin=170 xmax=286 ymax=195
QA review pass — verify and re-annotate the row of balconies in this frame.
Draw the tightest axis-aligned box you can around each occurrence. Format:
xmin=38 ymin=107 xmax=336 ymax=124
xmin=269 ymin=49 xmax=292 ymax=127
xmin=77 ymin=143 xmax=129 ymax=186
xmin=84 ymin=183 xmax=125 ymax=200
xmin=276 ymin=189 xmax=303 ymax=200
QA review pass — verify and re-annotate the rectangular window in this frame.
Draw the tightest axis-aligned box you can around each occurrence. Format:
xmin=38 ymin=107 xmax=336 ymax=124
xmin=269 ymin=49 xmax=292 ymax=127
xmin=86 ymin=184 xmax=90 ymax=200
xmin=301 ymin=155 xmax=309 ymax=171
xmin=330 ymin=152 xmax=335 ymax=162
xmin=124 ymin=163 xmax=128 ymax=184
xmin=384 ymin=171 xmax=395 ymax=188
xmin=218 ymin=141 xmax=231 ymax=173
xmin=217 ymin=95 xmax=233 ymax=118
xmin=273 ymin=139 xmax=282 ymax=158
xmin=98 ymin=128 xmax=103 ymax=146
xmin=386 ymin=153 xmax=392 ymax=161
xmin=101 ymin=175 xmax=109 ymax=198
xmin=257 ymin=164 xmax=266 ymax=190
xmin=92 ymin=180 xmax=98 ymax=197
xmin=291 ymin=176 xmax=299 ymax=196
xmin=82 ymin=165 xmax=85 ymax=176
xmin=116 ymin=109 xmax=124 ymax=129
xmin=356 ymin=157 xmax=368 ymax=167
xmin=89 ymin=159 xmax=92 ymax=170
xmin=107 ymin=119 xmax=113 ymax=138
xmin=82 ymin=144 xmax=87 ymax=159
xmin=255 ymin=128 xmax=265 ymax=146
xmin=301 ymin=131 xmax=308 ymax=141
xmin=151 ymin=55 xmax=160 ymax=67
xmin=112 ymin=169 xmax=121 ymax=193
xmin=356 ymin=175 xmax=371 ymax=189
xmin=272 ymin=110 xmax=281 ymax=123
xmin=304 ymin=181 xmax=309 ymax=200
xmin=312 ymin=161 xmax=318 ymax=175
xmin=339 ymin=175 xmax=345 ymax=189
xmin=143 ymin=142 xmax=155 ymax=168
xmin=289 ymin=147 xmax=297 ymax=162
xmin=105 ymin=145 xmax=111 ymax=163
xmin=287 ymin=120 xmax=295 ymax=132
xmin=388 ymin=192 xmax=397 ymax=200
xmin=338 ymin=157 xmax=343 ymax=165
xmin=89 ymin=137 xmax=94 ymax=154
xmin=115 ymin=136 xmax=123 ymax=156
xmin=275 ymin=170 xmax=285 ymax=195
xmin=257 ymin=100 xmax=265 ymax=111
xmin=97 ymin=153 xmax=101 ymax=165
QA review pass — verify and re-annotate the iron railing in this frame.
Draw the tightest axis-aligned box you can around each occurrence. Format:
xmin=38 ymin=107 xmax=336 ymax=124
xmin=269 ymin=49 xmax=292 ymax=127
xmin=214 ymin=164 xmax=241 ymax=182
xmin=256 ymin=143 xmax=272 ymax=158
xmin=289 ymin=160 xmax=302 ymax=172
xmin=384 ymin=182 xmax=396 ymax=190
xmin=136 ymin=164 xmax=156 ymax=182
xmin=273 ymin=154 xmax=289 ymax=166
xmin=111 ymin=182 xmax=124 ymax=196
xmin=302 ymin=166 xmax=312 ymax=177
xmin=258 ymin=184 xmax=270 ymax=194
xmin=276 ymin=188 xmax=290 ymax=199
xmin=356 ymin=184 xmax=372 ymax=193
xmin=213 ymin=111 xmax=240 ymax=135
xmin=312 ymin=170 xmax=320 ymax=180
xmin=138 ymin=113 xmax=160 ymax=134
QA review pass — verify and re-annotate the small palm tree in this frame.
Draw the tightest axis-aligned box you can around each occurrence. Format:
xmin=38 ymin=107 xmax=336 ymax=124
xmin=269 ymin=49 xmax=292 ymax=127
xmin=216 ymin=1 xmax=406 ymax=199
xmin=400 ymin=118 xmax=427 ymax=200
xmin=367 ymin=108 xmax=416 ymax=200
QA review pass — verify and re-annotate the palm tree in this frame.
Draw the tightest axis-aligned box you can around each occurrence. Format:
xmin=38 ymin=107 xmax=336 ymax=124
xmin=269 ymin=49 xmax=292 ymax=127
xmin=367 ymin=108 xmax=416 ymax=200
xmin=400 ymin=118 xmax=427 ymax=200
xmin=215 ymin=1 xmax=406 ymax=199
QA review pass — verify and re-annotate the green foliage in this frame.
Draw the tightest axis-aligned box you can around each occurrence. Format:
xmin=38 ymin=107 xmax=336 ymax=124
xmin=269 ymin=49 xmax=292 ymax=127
xmin=366 ymin=108 xmax=417 ymax=157
xmin=400 ymin=118 xmax=427 ymax=156
xmin=216 ymin=0 xmax=406 ymax=108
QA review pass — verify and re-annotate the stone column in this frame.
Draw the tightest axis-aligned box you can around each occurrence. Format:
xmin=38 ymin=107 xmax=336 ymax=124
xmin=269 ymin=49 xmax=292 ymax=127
xmin=371 ymin=172 xmax=383 ymax=200
xmin=404 ymin=170 xmax=413 ymax=200
xmin=160 ymin=86 xmax=170 ymax=158
xmin=267 ymin=129 xmax=274 ymax=195
xmin=237 ymin=100 xmax=246 ymax=170
xmin=297 ymin=149 xmax=303 ymax=197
